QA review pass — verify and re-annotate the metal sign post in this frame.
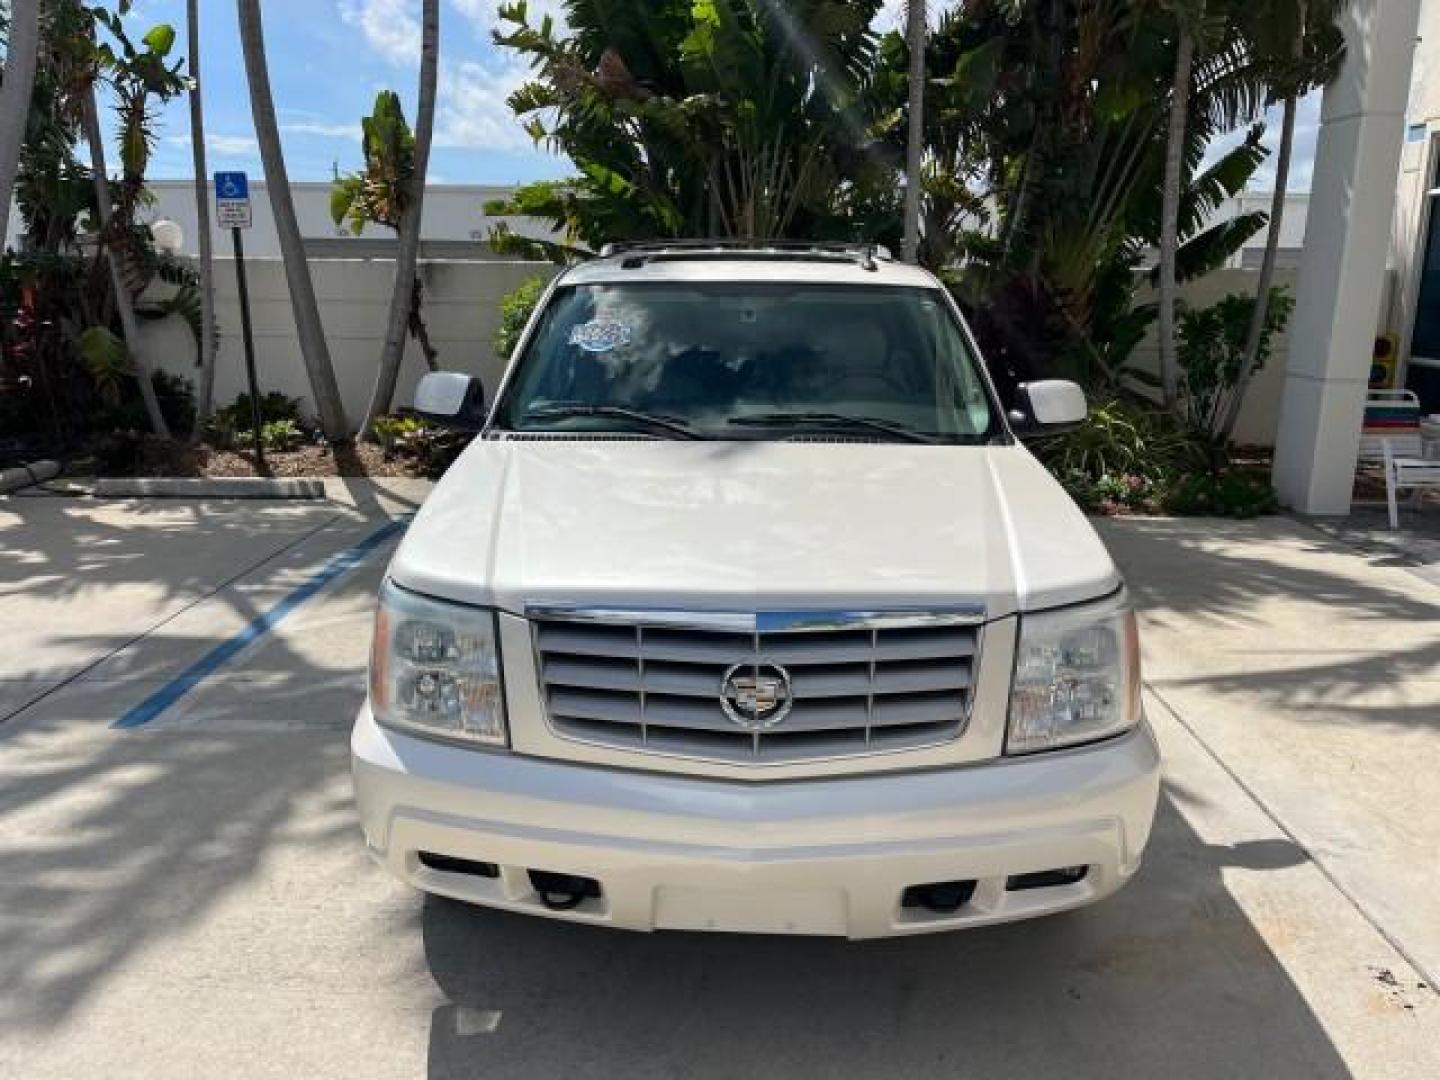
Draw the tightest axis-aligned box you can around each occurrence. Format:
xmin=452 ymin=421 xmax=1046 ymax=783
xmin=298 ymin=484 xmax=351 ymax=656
xmin=214 ymin=172 xmax=264 ymax=470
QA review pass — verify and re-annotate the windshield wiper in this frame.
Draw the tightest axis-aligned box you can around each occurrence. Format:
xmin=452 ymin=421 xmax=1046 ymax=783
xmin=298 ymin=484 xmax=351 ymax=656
xmin=727 ymin=411 xmax=938 ymax=444
xmin=520 ymin=403 xmax=698 ymax=440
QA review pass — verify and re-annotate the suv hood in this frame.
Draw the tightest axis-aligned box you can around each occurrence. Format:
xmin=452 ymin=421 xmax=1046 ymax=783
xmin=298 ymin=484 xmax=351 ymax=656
xmin=389 ymin=440 xmax=1119 ymax=618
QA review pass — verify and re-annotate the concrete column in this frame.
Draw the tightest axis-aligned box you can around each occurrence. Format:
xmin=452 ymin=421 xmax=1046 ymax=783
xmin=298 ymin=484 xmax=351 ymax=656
xmin=1272 ymin=0 xmax=1424 ymax=514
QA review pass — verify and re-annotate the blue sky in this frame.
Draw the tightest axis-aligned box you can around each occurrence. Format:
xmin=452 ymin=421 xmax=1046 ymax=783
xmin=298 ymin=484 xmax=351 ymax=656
xmin=123 ymin=0 xmax=579 ymax=185
xmin=119 ymin=0 xmax=1314 ymax=191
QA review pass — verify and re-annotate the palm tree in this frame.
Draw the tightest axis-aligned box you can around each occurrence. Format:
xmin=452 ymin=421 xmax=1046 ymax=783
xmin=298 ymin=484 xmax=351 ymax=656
xmin=491 ymin=1 xmax=885 ymax=247
xmin=1218 ymin=0 xmax=1344 ymax=442
xmin=0 ymin=0 xmax=41 ymax=246
xmin=186 ymin=0 xmax=218 ymax=433
xmin=331 ymin=92 xmax=440 ymax=403
xmin=361 ymin=0 xmax=437 ymax=435
xmin=1157 ymin=4 xmax=1201 ymax=412
xmin=81 ymin=87 xmax=170 ymax=436
xmin=901 ymin=0 xmax=925 ymax=264
xmin=237 ymin=0 xmax=348 ymax=441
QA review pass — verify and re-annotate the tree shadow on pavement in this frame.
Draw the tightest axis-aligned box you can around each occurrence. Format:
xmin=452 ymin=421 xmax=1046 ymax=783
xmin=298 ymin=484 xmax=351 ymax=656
xmin=0 ymin=729 xmax=359 ymax=1032
xmin=1098 ymin=516 xmax=1439 ymax=628
xmin=1097 ymin=516 xmax=1440 ymax=734
xmin=420 ymin=795 xmax=1351 ymax=1080
xmin=0 ymin=559 xmax=385 ymax=1033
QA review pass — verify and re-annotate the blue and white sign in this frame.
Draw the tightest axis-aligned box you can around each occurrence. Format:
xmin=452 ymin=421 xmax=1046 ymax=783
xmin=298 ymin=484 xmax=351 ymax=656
xmin=214 ymin=171 xmax=252 ymax=229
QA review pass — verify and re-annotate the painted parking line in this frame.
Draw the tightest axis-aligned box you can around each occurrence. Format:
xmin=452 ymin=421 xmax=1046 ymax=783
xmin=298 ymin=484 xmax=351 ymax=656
xmin=113 ymin=515 xmax=410 ymax=730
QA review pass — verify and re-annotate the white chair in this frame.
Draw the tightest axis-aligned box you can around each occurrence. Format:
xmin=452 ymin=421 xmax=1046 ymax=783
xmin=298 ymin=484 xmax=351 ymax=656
xmin=1381 ymin=438 xmax=1440 ymax=530
xmin=1357 ymin=390 xmax=1440 ymax=529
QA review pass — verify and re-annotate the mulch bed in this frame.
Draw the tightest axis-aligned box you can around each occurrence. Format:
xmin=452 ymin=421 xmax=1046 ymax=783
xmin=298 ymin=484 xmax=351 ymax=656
xmin=68 ymin=435 xmax=430 ymax=479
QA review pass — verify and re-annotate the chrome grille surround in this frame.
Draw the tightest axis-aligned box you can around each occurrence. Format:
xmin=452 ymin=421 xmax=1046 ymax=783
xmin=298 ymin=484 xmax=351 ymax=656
xmin=528 ymin=607 xmax=985 ymax=765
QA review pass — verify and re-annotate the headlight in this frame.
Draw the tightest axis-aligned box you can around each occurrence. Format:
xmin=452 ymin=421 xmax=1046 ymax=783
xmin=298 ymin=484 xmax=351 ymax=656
xmin=1007 ymin=592 xmax=1140 ymax=754
xmin=369 ymin=580 xmax=507 ymax=746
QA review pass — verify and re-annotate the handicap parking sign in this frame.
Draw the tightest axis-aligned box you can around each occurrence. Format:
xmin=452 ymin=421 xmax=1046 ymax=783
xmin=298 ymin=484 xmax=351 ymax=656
xmin=214 ymin=171 xmax=252 ymax=228
xmin=215 ymin=172 xmax=248 ymax=199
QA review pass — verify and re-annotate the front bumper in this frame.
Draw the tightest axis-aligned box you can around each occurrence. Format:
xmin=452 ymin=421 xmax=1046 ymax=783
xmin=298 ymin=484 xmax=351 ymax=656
xmin=351 ymin=707 xmax=1161 ymax=939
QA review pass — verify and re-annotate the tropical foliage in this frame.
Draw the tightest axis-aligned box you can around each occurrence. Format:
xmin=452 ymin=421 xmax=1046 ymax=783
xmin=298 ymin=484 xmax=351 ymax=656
xmin=331 ymin=91 xmax=416 ymax=237
xmin=484 ymin=0 xmax=1346 ymax=514
xmin=1177 ymin=286 xmax=1294 ymax=446
xmin=4 ymin=0 xmax=1349 ymax=505
xmin=487 ymin=0 xmax=897 ymax=252
xmin=2 ymin=0 xmax=193 ymax=446
xmin=493 ymin=275 xmax=548 ymax=360
xmin=488 ymin=0 xmax=1328 ymax=396
xmin=331 ymin=90 xmax=439 ymax=373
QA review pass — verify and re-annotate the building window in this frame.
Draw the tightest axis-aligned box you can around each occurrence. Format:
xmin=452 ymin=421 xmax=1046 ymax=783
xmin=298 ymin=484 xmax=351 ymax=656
xmin=1405 ymin=137 xmax=1440 ymax=409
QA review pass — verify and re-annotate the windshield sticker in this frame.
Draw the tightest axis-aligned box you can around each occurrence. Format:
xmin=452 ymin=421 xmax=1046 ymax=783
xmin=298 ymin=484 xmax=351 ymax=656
xmin=569 ymin=319 xmax=632 ymax=354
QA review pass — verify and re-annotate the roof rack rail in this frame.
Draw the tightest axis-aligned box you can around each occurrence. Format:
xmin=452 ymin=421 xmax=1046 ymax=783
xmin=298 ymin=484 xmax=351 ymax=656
xmin=598 ymin=239 xmax=892 ymax=271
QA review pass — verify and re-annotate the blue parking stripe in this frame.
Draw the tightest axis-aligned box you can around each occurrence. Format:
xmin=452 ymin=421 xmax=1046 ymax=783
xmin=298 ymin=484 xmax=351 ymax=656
xmin=113 ymin=516 xmax=410 ymax=729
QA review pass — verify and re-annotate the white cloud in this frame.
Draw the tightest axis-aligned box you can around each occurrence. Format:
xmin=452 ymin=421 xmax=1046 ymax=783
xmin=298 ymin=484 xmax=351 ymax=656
xmin=165 ymin=133 xmax=259 ymax=156
xmin=450 ymin=0 xmax=567 ymax=37
xmin=433 ymin=57 xmax=536 ymax=152
xmin=334 ymin=2 xmax=543 ymax=153
xmin=282 ymin=120 xmax=361 ymax=139
xmin=209 ymin=134 xmax=260 ymax=156
xmin=339 ymin=0 xmax=558 ymax=64
xmin=339 ymin=0 xmax=421 ymax=65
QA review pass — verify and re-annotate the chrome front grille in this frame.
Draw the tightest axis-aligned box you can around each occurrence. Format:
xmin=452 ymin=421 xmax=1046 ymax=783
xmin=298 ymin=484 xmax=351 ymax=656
xmin=531 ymin=611 xmax=982 ymax=764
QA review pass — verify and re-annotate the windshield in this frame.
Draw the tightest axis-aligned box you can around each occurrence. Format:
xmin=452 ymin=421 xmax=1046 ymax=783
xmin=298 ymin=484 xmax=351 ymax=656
xmin=492 ymin=283 xmax=998 ymax=443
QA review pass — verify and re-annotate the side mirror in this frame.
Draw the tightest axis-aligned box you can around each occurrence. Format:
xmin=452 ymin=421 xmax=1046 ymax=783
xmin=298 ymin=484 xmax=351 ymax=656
xmin=413 ymin=372 xmax=487 ymax=431
xmin=1007 ymin=380 xmax=1087 ymax=439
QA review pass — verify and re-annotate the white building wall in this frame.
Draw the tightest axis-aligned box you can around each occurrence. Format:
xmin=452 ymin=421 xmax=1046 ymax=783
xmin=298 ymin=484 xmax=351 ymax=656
xmin=138 ymin=257 xmax=555 ymax=431
xmin=6 ymin=180 xmax=1308 ymax=262
xmin=137 ymin=258 xmax=1295 ymax=445
xmin=1213 ymin=193 xmax=1311 ymax=266
xmin=4 ymin=181 xmax=553 ymax=258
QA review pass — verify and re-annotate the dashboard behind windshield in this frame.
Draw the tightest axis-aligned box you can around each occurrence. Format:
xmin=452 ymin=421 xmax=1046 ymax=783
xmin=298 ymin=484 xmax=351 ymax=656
xmin=492 ymin=282 xmax=998 ymax=443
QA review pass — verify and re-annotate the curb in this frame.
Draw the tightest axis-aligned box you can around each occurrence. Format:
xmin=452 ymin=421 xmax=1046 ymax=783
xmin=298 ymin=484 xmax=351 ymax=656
xmin=92 ymin=477 xmax=327 ymax=500
xmin=0 ymin=460 xmax=61 ymax=494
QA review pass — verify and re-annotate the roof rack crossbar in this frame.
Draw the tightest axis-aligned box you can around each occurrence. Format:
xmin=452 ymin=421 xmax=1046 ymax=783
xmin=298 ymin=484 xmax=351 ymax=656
xmin=599 ymin=239 xmax=890 ymax=270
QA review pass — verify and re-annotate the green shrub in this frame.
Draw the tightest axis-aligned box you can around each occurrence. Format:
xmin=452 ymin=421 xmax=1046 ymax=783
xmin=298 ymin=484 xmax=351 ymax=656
xmin=1177 ymin=288 xmax=1294 ymax=445
xmin=372 ymin=413 xmax=427 ymax=454
xmin=370 ymin=412 xmax=471 ymax=476
xmin=219 ymin=391 xmax=302 ymax=426
xmin=1038 ymin=399 xmax=1207 ymax=484
xmin=207 ymin=391 xmax=305 ymax=450
xmin=493 ymin=276 xmax=547 ymax=360
xmin=1037 ymin=397 xmax=1275 ymax=518
xmin=101 ymin=371 xmax=197 ymax=436
xmin=260 ymin=419 xmax=303 ymax=453
xmin=1162 ymin=471 xmax=1277 ymax=517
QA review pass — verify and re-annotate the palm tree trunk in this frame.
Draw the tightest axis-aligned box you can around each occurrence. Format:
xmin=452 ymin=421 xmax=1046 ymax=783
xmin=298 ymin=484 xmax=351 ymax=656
xmin=408 ymin=277 xmax=439 ymax=371
xmin=360 ymin=0 xmax=438 ymax=437
xmin=83 ymin=90 xmax=170 ymax=438
xmin=237 ymin=0 xmax=348 ymax=441
xmin=1219 ymin=92 xmax=1297 ymax=444
xmin=0 ymin=0 xmax=40 ymax=246
xmin=1000 ymin=128 xmax=1040 ymax=268
xmin=186 ymin=0 xmax=219 ymax=434
xmin=1222 ymin=2 xmax=1309 ymax=445
xmin=901 ymin=0 xmax=925 ymax=264
xmin=1158 ymin=24 xmax=1195 ymax=413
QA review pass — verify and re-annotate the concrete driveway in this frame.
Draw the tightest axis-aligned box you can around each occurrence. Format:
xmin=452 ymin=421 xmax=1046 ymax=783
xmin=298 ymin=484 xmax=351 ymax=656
xmin=1 ymin=489 xmax=1436 ymax=1079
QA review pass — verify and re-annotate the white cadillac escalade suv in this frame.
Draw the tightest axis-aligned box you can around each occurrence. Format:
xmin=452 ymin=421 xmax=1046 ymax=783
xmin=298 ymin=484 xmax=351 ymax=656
xmin=351 ymin=242 xmax=1160 ymax=938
